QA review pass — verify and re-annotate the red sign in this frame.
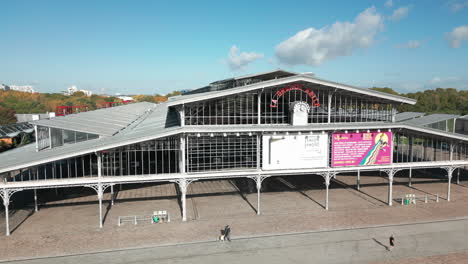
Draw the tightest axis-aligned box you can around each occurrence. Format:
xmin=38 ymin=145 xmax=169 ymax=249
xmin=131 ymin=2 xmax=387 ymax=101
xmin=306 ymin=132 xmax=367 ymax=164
xmin=270 ymin=84 xmax=320 ymax=108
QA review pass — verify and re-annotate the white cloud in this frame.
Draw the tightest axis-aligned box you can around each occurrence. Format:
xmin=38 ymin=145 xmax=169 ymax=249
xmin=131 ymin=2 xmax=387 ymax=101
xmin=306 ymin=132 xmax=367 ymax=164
xmin=451 ymin=1 xmax=468 ymax=12
xmin=447 ymin=25 xmax=468 ymax=48
xmin=426 ymin=76 xmax=467 ymax=89
xmin=396 ymin=40 xmax=422 ymax=49
xmin=429 ymin=76 xmax=442 ymax=84
xmin=275 ymin=7 xmax=383 ymax=66
xmin=385 ymin=0 xmax=393 ymax=8
xmin=225 ymin=45 xmax=263 ymax=71
xmin=388 ymin=6 xmax=410 ymax=21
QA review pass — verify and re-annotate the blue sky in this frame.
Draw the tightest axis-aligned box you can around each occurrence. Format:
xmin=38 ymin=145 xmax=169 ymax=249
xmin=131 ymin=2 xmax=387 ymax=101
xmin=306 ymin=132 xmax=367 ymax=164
xmin=1 ymin=0 xmax=467 ymax=95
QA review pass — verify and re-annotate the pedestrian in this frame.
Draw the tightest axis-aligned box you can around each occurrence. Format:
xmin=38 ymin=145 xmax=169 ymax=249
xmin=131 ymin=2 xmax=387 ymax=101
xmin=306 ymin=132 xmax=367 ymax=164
xmin=224 ymin=225 xmax=231 ymax=242
xmin=389 ymin=234 xmax=395 ymax=250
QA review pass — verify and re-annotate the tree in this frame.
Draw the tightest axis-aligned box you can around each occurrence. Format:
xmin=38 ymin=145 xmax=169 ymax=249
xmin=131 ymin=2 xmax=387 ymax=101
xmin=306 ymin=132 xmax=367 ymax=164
xmin=0 ymin=105 xmax=16 ymax=125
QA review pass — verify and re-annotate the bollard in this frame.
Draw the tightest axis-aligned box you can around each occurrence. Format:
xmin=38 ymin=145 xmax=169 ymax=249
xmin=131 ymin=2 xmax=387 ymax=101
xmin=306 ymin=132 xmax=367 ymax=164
xmin=436 ymin=194 xmax=439 ymax=202
xmin=425 ymin=194 xmax=428 ymax=203
xmin=134 ymin=216 xmax=137 ymax=225
xmin=401 ymin=196 xmax=404 ymax=205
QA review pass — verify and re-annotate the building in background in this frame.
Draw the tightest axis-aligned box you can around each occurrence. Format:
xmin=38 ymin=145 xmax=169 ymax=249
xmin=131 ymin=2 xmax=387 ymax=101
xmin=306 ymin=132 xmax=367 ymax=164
xmin=116 ymin=95 xmax=134 ymax=103
xmin=65 ymin=85 xmax=93 ymax=96
xmin=1 ymin=84 xmax=35 ymax=93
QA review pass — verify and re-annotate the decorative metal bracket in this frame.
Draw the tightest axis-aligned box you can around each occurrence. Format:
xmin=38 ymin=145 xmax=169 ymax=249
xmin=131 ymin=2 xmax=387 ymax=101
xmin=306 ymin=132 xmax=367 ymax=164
xmin=246 ymin=175 xmax=269 ymax=190
xmin=381 ymin=168 xmax=402 ymax=182
xmin=317 ymin=172 xmax=337 ymax=186
xmin=171 ymin=178 xmax=196 ymax=194
xmin=442 ymin=166 xmax=459 ymax=179
xmin=0 ymin=188 xmax=23 ymax=206
xmin=85 ymin=183 xmax=112 ymax=199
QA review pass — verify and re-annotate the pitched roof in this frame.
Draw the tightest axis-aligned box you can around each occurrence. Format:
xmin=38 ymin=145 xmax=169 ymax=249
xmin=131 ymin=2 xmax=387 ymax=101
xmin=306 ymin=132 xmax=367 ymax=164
xmin=395 ymin=112 xmax=425 ymax=122
xmin=169 ymin=73 xmax=417 ymax=106
xmin=30 ymin=102 xmax=156 ymax=136
xmin=0 ymin=123 xmax=34 ymax=138
xmin=405 ymin=114 xmax=460 ymax=126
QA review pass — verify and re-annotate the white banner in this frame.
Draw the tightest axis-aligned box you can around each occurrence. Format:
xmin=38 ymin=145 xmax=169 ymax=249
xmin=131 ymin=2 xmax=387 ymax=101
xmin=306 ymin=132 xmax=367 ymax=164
xmin=262 ymin=134 xmax=328 ymax=170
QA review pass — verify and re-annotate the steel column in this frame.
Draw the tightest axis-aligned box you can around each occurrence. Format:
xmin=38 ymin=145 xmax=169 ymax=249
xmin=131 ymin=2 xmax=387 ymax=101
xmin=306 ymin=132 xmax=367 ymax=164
xmin=443 ymin=166 xmax=456 ymax=202
xmin=256 ymin=176 xmax=262 ymax=215
xmin=327 ymin=93 xmax=332 ymax=123
xmin=34 ymin=189 xmax=38 ymax=212
xmin=357 ymin=170 xmax=360 ymax=190
xmin=408 ymin=167 xmax=412 ymax=187
xmin=34 ymin=125 xmax=38 ymax=152
xmin=383 ymin=169 xmax=396 ymax=206
xmin=257 ymin=91 xmax=261 ymax=124
xmin=178 ymin=179 xmax=188 ymax=222
xmin=325 ymin=173 xmax=331 ymax=210
xmin=98 ymin=184 xmax=103 ymax=228
xmin=320 ymin=172 xmax=334 ymax=210
xmin=2 ymin=191 xmax=10 ymax=236
xmin=110 ymin=185 xmax=114 ymax=206
xmin=97 ymin=152 xmax=102 ymax=178
xmin=179 ymin=136 xmax=186 ymax=174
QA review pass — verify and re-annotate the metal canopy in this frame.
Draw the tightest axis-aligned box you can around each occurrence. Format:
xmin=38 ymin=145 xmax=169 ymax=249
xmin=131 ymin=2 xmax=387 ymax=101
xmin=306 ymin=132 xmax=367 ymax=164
xmin=395 ymin=112 xmax=425 ymax=122
xmin=0 ymin=123 xmax=34 ymax=138
xmin=30 ymin=102 xmax=156 ymax=136
xmin=168 ymin=74 xmax=417 ymax=106
xmin=405 ymin=114 xmax=460 ymax=126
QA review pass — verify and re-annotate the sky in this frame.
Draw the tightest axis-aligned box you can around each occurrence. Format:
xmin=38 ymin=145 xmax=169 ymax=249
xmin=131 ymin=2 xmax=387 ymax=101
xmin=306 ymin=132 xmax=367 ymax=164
xmin=1 ymin=0 xmax=468 ymax=95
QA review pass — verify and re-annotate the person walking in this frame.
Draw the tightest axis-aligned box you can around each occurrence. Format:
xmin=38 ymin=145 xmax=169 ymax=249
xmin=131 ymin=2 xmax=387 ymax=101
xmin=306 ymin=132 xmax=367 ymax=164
xmin=224 ymin=225 xmax=231 ymax=242
xmin=389 ymin=234 xmax=395 ymax=251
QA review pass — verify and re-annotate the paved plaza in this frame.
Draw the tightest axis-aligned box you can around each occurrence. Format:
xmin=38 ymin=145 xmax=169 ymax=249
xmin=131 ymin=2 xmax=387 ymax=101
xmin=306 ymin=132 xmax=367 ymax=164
xmin=1 ymin=170 xmax=468 ymax=261
xmin=2 ymin=218 xmax=468 ymax=264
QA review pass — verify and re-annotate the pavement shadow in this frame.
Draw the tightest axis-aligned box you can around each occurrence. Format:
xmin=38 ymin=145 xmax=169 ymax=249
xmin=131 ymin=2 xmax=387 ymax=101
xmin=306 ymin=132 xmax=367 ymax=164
xmin=333 ymin=178 xmax=387 ymax=205
xmin=372 ymin=238 xmax=389 ymax=251
xmin=229 ymin=180 xmax=258 ymax=214
xmin=10 ymin=208 xmax=34 ymax=235
xmin=275 ymin=177 xmax=326 ymax=209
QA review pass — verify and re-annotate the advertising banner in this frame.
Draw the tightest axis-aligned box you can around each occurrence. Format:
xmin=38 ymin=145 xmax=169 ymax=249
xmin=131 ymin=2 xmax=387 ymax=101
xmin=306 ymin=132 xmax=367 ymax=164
xmin=262 ymin=134 xmax=328 ymax=170
xmin=331 ymin=132 xmax=392 ymax=167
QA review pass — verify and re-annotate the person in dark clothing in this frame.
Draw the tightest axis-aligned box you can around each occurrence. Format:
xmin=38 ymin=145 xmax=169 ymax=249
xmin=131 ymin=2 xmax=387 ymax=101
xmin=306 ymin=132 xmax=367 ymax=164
xmin=223 ymin=225 xmax=231 ymax=242
xmin=389 ymin=235 xmax=395 ymax=250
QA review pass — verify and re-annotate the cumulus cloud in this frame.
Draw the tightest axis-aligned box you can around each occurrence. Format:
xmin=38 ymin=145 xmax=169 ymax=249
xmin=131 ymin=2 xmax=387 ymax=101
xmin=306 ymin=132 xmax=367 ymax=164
xmin=388 ymin=6 xmax=410 ymax=21
xmin=225 ymin=45 xmax=263 ymax=71
xmin=275 ymin=7 xmax=383 ymax=66
xmin=447 ymin=25 xmax=468 ymax=48
xmin=451 ymin=1 xmax=468 ymax=12
xmin=396 ymin=40 xmax=422 ymax=49
xmin=385 ymin=0 xmax=393 ymax=8
xmin=427 ymin=76 xmax=467 ymax=89
xmin=429 ymin=76 xmax=442 ymax=84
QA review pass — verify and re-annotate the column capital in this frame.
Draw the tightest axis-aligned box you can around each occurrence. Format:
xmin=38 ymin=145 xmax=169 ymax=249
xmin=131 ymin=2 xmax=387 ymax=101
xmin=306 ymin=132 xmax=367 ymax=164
xmin=0 ymin=188 xmax=23 ymax=206
xmin=382 ymin=168 xmax=401 ymax=181
xmin=318 ymin=172 xmax=336 ymax=185
xmin=442 ymin=166 xmax=458 ymax=178
xmin=173 ymin=178 xmax=195 ymax=194
xmin=85 ymin=183 xmax=111 ymax=198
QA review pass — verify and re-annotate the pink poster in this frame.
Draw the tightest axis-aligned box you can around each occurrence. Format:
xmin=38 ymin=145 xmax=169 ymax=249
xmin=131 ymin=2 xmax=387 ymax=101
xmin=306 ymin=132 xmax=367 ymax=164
xmin=331 ymin=132 xmax=392 ymax=167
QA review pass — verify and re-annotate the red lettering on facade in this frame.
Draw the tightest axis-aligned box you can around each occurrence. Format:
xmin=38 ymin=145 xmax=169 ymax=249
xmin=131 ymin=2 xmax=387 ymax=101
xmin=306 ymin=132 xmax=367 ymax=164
xmin=270 ymin=84 xmax=321 ymax=108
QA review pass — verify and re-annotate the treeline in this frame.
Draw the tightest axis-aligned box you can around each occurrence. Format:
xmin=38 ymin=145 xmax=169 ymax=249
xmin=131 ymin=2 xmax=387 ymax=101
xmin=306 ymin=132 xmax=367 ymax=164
xmin=1 ymin=87 xmax=467 ymax=125
xmin=371 ymin=87 xmax=468 ymax=115
xmin=0 ymin=90 xmax=182 ymax=125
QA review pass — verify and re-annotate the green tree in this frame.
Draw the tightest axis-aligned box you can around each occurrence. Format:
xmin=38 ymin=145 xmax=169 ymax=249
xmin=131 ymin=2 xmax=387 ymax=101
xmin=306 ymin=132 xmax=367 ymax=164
xmin=0 ymin=105 xmax=17 ymax=125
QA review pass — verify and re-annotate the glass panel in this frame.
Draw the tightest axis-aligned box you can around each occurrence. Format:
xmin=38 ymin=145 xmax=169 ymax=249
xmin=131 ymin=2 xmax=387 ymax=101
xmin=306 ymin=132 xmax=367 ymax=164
xmin=63 ymin=130 xmax=76 ymax=144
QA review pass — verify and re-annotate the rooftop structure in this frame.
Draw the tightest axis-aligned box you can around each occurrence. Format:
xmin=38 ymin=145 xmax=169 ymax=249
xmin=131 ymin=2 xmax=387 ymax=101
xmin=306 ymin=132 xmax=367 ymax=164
xmin=0 ymin=69 xmax=466 ymax=237
xmin=2 ymin=84 xmax=35 ymax=93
